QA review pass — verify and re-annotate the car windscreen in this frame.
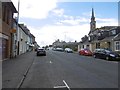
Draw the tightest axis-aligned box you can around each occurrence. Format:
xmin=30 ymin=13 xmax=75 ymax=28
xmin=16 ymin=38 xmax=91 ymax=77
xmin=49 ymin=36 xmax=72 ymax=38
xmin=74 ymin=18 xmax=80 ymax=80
xmin=105 ymin=50 xmax=111 ymax=53
xmin=38 ymin=49 xmax=44 ymax=51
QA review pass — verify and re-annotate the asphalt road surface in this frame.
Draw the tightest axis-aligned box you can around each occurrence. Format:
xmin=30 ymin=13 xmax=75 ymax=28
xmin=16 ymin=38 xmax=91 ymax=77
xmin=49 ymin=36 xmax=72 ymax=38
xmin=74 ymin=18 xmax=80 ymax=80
xmin=19 ymin=50 xmax=118 ymax=88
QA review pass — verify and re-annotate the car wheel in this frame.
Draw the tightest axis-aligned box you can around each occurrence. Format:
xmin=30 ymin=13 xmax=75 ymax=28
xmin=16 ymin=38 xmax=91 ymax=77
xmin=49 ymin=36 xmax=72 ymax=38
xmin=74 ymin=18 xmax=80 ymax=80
xmin=106 ymin=56 xmax=109 ymax=60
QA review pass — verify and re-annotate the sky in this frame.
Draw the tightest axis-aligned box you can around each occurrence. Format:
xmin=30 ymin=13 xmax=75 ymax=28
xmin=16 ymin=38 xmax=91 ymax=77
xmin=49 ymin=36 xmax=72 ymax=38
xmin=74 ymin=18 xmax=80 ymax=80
xmin=11 ymin=0 xmax=119 ymax=47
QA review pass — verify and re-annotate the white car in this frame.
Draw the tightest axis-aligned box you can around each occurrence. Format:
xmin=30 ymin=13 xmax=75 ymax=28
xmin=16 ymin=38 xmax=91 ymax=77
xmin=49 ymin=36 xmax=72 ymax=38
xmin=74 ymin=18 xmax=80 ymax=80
xmin=65 ymin=48 xmax=73 ymax=53
xmin=56 ymin=48 xmax=64 ymax=52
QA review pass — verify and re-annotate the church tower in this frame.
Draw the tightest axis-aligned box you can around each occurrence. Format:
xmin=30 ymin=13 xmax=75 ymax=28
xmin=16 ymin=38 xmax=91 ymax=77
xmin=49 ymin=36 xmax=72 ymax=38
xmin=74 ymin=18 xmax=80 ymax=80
xmin=90 ymin=8 xmax=96 ymax=31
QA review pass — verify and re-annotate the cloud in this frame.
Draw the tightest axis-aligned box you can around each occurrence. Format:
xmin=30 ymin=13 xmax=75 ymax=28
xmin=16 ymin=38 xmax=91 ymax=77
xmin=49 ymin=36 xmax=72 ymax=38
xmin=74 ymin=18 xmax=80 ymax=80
xmin=96 ymin=18 xmax=118 ymax=27
xmin=28 ymin=24 xmax=90 ymax=46
xmin=96 ymin=18 xmax=117 ymax=22
xmin=58 ymin=17 xmax=89 ymax=25
xmin=12 ymin=0 xmax=58 ymax=19
xmin=60 ymin=19 xmax=80 ymax=25
xmin=11 ymin=0 xmax=118 ymax=47
xmin=63 ymin=15 xmax=73 ymax=19
xmin=56 ymin=0 xmax=118 ymax=2
xmin=52 ymin=8 xmax=64 ymax=17
xmin=82 ymin=11 xmax=91 ymax=17
xmin=28 ymin=17 xmax=118 ymax=47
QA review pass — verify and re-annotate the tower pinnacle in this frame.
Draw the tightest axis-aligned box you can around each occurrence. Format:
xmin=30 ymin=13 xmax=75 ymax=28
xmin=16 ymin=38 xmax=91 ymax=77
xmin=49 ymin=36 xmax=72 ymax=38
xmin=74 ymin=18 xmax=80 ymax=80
xmin=90 ymin=8 xmax=96 ymax=31
xmin=92 ymin=8 xmax=94 ymax=18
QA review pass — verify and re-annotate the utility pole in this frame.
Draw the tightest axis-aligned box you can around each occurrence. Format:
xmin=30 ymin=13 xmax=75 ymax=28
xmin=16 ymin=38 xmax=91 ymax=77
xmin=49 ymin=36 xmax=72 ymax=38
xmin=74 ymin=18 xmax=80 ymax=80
xmin=15 ymin=0 xmax=20 ymax=57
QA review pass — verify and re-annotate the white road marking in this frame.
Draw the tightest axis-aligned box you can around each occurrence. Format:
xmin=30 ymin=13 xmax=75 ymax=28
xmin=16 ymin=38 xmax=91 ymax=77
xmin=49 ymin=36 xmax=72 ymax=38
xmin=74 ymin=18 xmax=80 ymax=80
xmin=54 ymin=86 xmax=67 ymax=88
xmin=63 ymin=80 xmax=71 ymax=90
xmin=50 ymin=61 xmax=52 ymax=64
xmin=53 ymin=80 xmax=71 ymax=90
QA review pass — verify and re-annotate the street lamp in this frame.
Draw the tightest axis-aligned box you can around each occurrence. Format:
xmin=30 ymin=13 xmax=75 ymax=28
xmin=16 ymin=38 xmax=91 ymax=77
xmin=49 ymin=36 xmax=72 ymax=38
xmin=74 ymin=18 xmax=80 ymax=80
xmin=15 ymin=0 xmax=20 ymax=57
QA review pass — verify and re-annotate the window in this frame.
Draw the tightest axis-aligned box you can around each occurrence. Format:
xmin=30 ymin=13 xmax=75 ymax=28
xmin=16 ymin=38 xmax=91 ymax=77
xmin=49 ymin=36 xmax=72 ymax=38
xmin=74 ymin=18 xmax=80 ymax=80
xmin=6 ymin=9 xmax=10 ymax=24
xmin=7 ymin=9 xmax=10 ymax=24
xmin=96 ymin=42 xmax=100 ymax=49
xmin=2 ymin=4 xmax=11 ymax=24
xmin=2 ymin=5 xmax=6 ymax=21
xmin=82 ymin=45 xmax=84 ymax=48
xmin=111 ymin=30 xmax=116 ymax=35
xmin=88 ymin=36 xmax=90 ymax=41
xmin=87 ymin=45 xmax=89 ymax=49
xmin=115 ymin=41 xmax=120 ymax=51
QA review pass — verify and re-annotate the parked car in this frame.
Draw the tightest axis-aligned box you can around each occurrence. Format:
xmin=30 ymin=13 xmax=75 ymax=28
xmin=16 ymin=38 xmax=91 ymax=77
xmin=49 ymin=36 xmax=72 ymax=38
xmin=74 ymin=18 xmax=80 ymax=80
xmin=64 ymin=48 xmax=73 ymax=53
xmin=56 ymin=48 xmax=64 ymax=52
xmin=79 ymin=48 xmax=93 ymax=56
xmin=36 ymin=48 xmax=46 ymax=56
xmin=93 ymin=48 xmax=120 ymax=61
xmin=52 ymin=48 xmax=56 ymax=51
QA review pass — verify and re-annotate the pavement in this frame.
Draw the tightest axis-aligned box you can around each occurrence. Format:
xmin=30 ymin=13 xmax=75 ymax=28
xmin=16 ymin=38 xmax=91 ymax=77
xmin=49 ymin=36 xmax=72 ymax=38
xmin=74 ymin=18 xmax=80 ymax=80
xmin=0 ymin=60 xmax=2 ymax=90
xmin=2 ymin=51 xmax=35 ymax=88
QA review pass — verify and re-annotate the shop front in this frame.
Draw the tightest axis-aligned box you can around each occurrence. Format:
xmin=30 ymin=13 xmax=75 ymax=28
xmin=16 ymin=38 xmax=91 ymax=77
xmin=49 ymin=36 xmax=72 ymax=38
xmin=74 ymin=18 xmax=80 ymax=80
xmin=0 ymin=33 xmax=9 ymax=60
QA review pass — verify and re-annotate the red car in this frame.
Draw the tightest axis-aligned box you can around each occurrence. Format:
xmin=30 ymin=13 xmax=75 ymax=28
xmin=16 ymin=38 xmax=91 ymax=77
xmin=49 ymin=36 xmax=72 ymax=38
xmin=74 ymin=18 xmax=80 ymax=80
xmin=79 ymin=49 xmax=93 ymax=56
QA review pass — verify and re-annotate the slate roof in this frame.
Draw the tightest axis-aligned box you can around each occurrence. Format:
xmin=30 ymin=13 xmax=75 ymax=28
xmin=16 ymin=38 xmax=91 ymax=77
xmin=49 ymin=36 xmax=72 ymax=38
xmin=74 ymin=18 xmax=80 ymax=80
xmin=114 ymin=33 xmax=120 ymax=41
xmin=19 ymin=24 xmax=30 ymax=36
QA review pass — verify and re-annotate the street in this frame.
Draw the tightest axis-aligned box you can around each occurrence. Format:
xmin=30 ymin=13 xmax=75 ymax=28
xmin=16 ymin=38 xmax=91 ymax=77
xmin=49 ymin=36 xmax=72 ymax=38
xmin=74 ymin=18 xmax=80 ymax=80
xmin=3 ymin=50 xmax=118 ymax=88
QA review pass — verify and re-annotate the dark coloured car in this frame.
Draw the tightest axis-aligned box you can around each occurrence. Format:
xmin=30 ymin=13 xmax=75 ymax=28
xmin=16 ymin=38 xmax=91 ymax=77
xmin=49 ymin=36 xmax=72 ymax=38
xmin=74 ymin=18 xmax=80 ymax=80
xmin=93 ymin=49 xmax=120 ymax=61
xmin=37 ymin=48 xmax=46 ymax=56
xmin=79 ymin=48 xmax=93 ymax=56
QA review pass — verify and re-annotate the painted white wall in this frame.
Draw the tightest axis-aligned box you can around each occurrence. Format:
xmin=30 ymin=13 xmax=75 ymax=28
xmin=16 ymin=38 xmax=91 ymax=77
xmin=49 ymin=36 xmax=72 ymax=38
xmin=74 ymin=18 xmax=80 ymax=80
xmin=17 ymin=26 xmax=28 ymax=55
xmin=11 ymin=21 xmax=18 ymax=57
xmin=89 ymin=44 xmax=92 ymax=51
xmin=78 ymin=43 xmax=92 ymax=51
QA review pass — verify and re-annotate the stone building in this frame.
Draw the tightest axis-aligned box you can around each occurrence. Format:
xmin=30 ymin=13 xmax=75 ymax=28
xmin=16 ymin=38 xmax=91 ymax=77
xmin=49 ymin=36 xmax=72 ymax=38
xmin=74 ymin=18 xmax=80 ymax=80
xmin=0 ymin=1 xmax=17 ymax=60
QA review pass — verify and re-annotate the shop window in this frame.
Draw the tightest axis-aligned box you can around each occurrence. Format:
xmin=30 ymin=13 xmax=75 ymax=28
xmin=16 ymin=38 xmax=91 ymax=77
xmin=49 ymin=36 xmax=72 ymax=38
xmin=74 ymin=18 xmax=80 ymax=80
xmin=111 ymin=30 xmax=116 ymax=35
xmin=96 ymin=43 xmax=100 ymax=49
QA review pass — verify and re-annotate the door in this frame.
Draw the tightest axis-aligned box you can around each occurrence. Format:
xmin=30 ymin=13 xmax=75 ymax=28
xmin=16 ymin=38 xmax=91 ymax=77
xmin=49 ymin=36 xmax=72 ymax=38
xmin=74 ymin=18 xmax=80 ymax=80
xmin=0 ymin=38 xmax=2 ymax=60
xmin=2 ymin=38 xmax=8 ymax=59
xmin=17 ymin=41 xmax=19 ymax=55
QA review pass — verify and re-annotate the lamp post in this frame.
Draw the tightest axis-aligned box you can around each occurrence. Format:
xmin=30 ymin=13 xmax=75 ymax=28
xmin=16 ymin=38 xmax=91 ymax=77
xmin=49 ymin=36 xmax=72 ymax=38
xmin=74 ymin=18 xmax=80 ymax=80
xmin=15 ymin=0 xmax=20 ymax=57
